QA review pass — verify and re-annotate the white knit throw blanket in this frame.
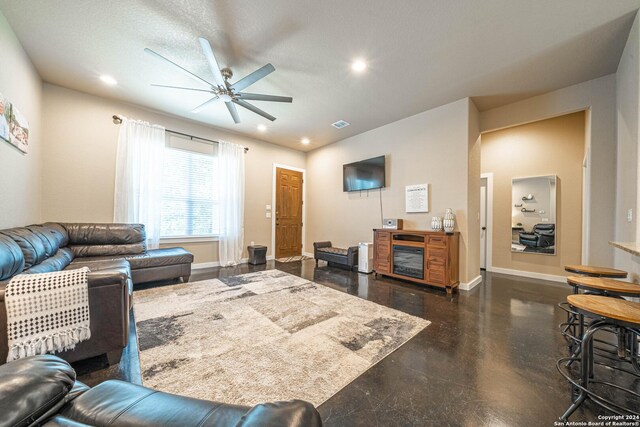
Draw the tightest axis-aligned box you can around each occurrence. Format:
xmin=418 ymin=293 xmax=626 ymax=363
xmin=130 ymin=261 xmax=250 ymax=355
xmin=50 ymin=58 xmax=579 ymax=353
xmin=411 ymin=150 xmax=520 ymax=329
xmin=5 ymin=267 xmax=91 ymax=362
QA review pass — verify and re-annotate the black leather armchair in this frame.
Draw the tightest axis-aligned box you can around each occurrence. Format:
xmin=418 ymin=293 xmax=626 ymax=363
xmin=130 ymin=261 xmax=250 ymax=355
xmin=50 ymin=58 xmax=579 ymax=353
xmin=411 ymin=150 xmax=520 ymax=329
xmin=0 ymin=355 xmax=322 ymax=427
xmin=519 ymin=223 xmax=555 ymax=248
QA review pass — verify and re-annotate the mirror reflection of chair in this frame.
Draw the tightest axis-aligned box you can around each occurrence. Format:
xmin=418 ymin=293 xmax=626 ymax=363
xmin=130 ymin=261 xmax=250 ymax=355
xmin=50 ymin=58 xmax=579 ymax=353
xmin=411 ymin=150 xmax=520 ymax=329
xmin=511 ymin=175 xmax=557 ymax=255
xmin=519 ymin=223 xmax=555 ymax=248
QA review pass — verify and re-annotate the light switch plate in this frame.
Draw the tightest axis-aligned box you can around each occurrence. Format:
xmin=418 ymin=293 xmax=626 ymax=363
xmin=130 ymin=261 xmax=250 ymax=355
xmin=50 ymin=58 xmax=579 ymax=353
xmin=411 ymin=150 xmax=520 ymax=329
xmin=266 ymin=212 xmax=272 ymax=218
xmin=266 ymin=205 xmax=272 ymax=210
xmin=628 ymin=208 xmax=633 ymax=223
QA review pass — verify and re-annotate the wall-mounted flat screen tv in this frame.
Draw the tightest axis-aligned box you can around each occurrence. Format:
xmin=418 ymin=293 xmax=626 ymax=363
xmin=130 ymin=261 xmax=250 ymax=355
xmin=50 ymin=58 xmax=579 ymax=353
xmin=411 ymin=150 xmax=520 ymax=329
xmin=343 ymin=155 xmax=386 ymax=192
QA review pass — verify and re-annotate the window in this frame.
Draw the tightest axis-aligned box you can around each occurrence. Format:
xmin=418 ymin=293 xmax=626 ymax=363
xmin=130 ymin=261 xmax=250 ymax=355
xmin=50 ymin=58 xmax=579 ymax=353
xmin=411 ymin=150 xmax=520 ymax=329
xmin=160 ymin=147 xmax=219 ymax=238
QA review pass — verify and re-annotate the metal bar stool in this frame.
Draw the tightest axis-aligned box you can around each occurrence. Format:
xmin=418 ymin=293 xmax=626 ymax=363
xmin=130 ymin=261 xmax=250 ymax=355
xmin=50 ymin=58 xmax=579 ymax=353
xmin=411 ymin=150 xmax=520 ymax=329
xmin=561 ymin=265 xmax=628 ymax=341
xmin=559 ymin=269 xmax=630 ymax=356
xmin=559 ymin=276 xmax=640 ymax=364
xmin=558 ymin=295 xmax=640 ymax=420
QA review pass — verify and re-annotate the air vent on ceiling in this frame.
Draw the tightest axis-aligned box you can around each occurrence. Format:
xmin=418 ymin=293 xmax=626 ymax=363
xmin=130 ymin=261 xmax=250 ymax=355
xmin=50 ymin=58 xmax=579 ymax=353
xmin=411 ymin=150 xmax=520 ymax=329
xmin=332 ymin=120 xmax=350 ymax=129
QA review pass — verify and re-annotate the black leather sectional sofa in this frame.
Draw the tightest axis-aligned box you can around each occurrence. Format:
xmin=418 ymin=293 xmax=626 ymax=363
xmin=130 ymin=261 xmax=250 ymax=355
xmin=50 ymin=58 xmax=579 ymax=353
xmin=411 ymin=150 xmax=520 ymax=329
xmin=0 ymin=222 xmax=193 ymax=365
xmin=0 ymin=355 xmax=322 ymax=427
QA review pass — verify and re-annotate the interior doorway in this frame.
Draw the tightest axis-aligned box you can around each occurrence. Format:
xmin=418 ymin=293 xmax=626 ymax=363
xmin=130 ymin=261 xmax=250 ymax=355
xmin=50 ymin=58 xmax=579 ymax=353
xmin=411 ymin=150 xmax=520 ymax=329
xmin=274 ymin=166 xmax=304 ymax=258
xmin=479 ymin=173 xmax=493 ymax=271
xmin=480 ymin=177 xmax=488 ymax=270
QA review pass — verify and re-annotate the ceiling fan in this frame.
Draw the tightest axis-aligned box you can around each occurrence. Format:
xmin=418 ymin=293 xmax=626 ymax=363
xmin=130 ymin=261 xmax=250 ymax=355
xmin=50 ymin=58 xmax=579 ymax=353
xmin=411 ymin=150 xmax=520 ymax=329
xmin=144 ymin=37 xmax=292 ymax=123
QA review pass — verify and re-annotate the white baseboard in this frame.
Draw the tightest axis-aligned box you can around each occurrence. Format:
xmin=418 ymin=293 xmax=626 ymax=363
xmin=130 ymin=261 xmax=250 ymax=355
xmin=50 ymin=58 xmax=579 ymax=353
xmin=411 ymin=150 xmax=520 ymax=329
xmin=459 ymin=275 xmax=483 ymax=291
xmin=488 ymin=266 xmax=566 ymax=283
xmin=303 ymin=251 xmax=314 ymax=258
xmin=192 ymin=261 xmax=220 ymax=270
xmin=192 ymin=255 xmax=275 ymax=270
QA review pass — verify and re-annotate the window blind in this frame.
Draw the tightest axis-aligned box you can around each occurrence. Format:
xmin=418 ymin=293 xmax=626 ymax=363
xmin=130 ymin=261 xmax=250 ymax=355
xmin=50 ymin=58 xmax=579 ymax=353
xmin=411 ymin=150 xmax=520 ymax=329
xmin=160 ymin=146 xmax=219 ymax=237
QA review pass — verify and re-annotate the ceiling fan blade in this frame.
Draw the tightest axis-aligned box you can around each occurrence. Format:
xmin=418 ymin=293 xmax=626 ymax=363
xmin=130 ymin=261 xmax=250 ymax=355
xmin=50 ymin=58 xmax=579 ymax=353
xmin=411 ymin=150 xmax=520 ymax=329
xmin=151 ymin=84 xmax=215 ymax=94
xmin=230 ymin=64 xmax=275 ymax=92
xmin=198 ymin=37 xmax=227 ymax=88
xmin=226 ymin=101 xmax=241 ymax=124
xmin=144 ymin=48 xmax=214 ymax=87
xmin=233 ymin=99 xmax=276 ymax=121
xmin=192 ymin=96 xmax=222 ymax=113
xmin=237 ymin=92 xmax=292 ymax=103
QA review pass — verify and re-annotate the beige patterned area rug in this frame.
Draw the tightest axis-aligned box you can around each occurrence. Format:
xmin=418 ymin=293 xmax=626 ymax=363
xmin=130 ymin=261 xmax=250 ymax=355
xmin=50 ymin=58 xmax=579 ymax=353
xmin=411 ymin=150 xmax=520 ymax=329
xmin=133 ymin=270 xmax=429 ymax=406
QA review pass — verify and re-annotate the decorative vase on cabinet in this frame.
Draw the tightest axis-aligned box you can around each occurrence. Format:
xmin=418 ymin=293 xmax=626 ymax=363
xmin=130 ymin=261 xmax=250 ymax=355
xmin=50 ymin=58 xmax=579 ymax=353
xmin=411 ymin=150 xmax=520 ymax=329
xmin=431 ymin=216 xmax=443 ymax=231
xmin=443 ymin=208 xmax=456 ymax=234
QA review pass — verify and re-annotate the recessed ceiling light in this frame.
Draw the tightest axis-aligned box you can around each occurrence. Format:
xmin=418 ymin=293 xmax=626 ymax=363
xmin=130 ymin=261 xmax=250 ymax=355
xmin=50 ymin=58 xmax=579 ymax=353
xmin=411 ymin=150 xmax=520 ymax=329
xmin=99 ymin=75 xmax=118 ymax=86
xmin=301 ymin=138 xmax=310 ymax=145
xmin=351 ymin=59 xmax=367 ymax=73
xmin=257 ymin=124 xmax=267 ymax=132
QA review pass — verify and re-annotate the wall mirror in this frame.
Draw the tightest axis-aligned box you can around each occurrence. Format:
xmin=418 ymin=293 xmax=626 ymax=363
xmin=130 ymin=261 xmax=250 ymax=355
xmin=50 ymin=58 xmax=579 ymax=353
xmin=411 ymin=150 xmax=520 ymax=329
xmin=511 ymin=175 xmax=556 ymax=255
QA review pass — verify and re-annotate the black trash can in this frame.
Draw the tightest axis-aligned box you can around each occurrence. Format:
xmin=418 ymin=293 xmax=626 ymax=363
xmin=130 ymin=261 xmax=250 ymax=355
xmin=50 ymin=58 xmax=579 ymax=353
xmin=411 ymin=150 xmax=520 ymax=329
xmin=248 ymin=245 xmax=268 ymax=265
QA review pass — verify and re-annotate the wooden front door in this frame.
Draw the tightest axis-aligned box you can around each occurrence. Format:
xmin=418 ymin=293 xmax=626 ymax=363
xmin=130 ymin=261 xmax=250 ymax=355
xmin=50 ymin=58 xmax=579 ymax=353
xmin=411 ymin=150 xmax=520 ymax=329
xmin=275 ymin=167 xmax=303 ymax=258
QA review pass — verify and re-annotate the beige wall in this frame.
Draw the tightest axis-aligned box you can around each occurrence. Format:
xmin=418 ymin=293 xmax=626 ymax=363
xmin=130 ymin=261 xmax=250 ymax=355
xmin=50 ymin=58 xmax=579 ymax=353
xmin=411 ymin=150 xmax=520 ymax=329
xmin=0 ymin=11 xmax=42 ymax=228
xmin=482 ymin=112 xmax=585 ymax=277
xmin=305 ymin=98 xmax=481 ymax=284
xmin=480 ymin=74 xmax=617 ymax=267
xmin=41 ymin=83 xmax=305 ymax=263
xmin=467 ymin=100 xmax=481 ymax=283
xmin=615 ymin=12 xmax=640 ymax=282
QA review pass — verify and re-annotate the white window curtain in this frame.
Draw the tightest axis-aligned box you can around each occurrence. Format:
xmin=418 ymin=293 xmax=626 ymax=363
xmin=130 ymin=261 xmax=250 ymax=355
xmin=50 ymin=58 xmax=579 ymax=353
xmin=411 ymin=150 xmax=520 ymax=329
xmin=113 ymin=117 xmax=165 ymax=249
xmin=217 ymin=140 xmax=245 ymax=266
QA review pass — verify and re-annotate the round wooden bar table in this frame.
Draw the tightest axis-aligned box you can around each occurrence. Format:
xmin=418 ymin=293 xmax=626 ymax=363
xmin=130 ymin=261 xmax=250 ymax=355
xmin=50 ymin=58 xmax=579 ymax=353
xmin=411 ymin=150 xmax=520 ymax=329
xmin=564 ymin=265 xmax=628 ymax=278
xmin=558 ymin=295 xmax=640 ymax=420
xmin=566 ymin=276 xmax=640 ymax=297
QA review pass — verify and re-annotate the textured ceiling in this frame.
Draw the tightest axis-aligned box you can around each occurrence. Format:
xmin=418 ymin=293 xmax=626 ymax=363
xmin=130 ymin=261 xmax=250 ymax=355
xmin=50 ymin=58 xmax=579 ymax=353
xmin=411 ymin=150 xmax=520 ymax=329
xmin=0 ymin=0 xmax=639 ymax=151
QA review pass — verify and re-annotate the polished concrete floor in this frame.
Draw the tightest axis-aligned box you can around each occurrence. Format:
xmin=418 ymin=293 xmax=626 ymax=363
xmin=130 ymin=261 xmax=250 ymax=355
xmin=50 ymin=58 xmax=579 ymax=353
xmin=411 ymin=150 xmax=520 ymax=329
xmin=74 ymin=259 xmax=623 ymax=426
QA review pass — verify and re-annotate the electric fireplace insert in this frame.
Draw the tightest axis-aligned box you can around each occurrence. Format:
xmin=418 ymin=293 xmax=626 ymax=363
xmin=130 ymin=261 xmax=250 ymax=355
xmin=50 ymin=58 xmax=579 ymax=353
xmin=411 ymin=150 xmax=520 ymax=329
xmin=392 ymin=245 xmax=424 ymax=279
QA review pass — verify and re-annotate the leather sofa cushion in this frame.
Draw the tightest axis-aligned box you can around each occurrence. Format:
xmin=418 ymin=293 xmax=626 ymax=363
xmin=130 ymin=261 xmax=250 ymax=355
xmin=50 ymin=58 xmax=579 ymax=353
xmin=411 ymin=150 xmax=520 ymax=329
xmin=72 ymin=248 xmax=194 ymax=270
xmin=58 ymin=380 xmax=250 ymax=427
xmin=62 ymin=223 xmax=147 ymax=258
xmin=69 ymin=243 xmax=147 ymax=258
xmin=63 ymin=223 xmax=146 ymax=246
xmin=29 ymin=224 xmax=69 ymax=254
xmin=0 ymin=234 xmax=25 ymax=281
xmin=0 ymin=355 xmax=75 ymax=427
xmin=25 ymin=248 xmax=74 ymax=274
xmin=65 ymin=259 xmax=133 ymax=296
xmin=0 ymin=228 xmax=48 ymax=269
xmin=237 ymin=400 xmax=322 ymax=427
xmin=43 ymin=415 xmax=93 ymax=427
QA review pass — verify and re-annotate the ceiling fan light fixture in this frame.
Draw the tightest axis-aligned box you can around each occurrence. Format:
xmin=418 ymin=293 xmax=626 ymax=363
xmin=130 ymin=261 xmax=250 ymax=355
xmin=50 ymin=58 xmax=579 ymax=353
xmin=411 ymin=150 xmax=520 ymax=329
xmin=147 ymin=38 xmax=291 ymax=124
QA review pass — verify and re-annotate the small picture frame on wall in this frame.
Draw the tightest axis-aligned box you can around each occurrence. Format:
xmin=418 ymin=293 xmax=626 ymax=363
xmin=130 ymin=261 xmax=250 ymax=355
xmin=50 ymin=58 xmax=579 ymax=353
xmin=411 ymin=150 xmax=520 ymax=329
xmin=0 ymin=92 xmax=29 ymax=154
xmin=0 ymin=93 xmax=11 ymax=144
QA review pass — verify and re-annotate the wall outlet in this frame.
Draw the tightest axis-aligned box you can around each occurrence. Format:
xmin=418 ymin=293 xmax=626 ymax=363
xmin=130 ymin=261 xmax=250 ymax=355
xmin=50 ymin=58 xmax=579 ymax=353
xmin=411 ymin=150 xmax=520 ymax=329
xmin=628 ymin=208 xmax=633 ymax=223
xmin=250 ymin=241 xmax=255 ymax=246
xmin=266 ymin=212 xmax=272 ymax=218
